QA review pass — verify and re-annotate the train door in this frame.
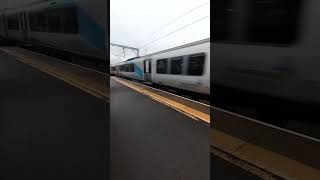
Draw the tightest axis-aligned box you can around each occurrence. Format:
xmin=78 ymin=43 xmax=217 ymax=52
xmin=20 ymin=12 xmax=28 ymax=42
xmin=2 ymin=14 xmax=8 ymax=38
xmin=116 ymin=66 xmax=120 ymax=75
xmin=0 ymin=14 xmax=4 ymax=38
xmin=144 ymin=59 xmax=152 ymax=82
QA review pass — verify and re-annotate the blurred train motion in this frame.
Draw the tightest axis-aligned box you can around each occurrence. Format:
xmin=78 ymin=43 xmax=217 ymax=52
xmin=111 ymin=39 xmax=210 ymax=95
xmin=0 ymin=0 xmax=107 ymax=62
xmin=213 ymin=0 xmax=320 ymax=104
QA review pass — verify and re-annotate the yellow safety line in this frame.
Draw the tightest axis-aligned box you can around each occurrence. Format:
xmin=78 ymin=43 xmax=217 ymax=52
xmin=114 ymin=75 xmax=320 ymax=179
xmin=4 ymin=48 xmax=318 ymax=179
xmin=112 ymin=76 xmax=210 ymax=123
xmin=211 ymin=129 xmax=320 ymax=180
xmin=1 ymin=48 xmax=109 ymax=102
xmin=211 ymin=147 xmax=279 ymax=179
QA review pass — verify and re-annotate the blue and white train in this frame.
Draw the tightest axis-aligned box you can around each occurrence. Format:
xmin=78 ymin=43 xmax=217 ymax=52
xmin=213 ymin=0 xmax=320 ymax=104
xmin=111 ymin=39 xmax=210 ymax=95
xmin=0 ymin=0 xmax=107 ymax=61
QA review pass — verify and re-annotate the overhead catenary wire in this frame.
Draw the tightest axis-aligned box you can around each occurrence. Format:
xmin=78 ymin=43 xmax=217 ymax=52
xmin=130 ymin=1 xmax=209 ymax=48
xmin=111 ymin=1 xmax=209 ymax=61
xmin=138 ymin=15 xmax=209 ymax=49
xmin=113 ymin=15 xmax=209 ymax=59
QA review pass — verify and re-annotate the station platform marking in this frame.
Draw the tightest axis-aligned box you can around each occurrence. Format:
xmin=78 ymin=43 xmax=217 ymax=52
xmin=112 ymin=77 xmax=320 ymax=180
xmin=3 ymin=47 xmax=319 ymax=179
xmin=111 ymin=76 xmax=210 ymax=124
xmin=211 ymin=124 xmax=320 ymax=180
xmin=0 ymin=47 xmax=109 ymax=102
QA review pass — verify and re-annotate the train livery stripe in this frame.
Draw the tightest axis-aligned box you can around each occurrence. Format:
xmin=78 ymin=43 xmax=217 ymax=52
xmin=134 ymin=63 xmax=144 ymax=80
xmin=112 ymin=76 xmax=210 ymax=123
xmin=77 ymin=7 xmax=106 ymax=50
xmin=29 ymin=0 xmax=106 ymax=50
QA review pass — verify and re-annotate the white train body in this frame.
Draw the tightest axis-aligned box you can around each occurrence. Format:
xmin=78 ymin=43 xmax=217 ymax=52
xmin=212 ymin=0 xmax=320 ymax=104
xmin=111 ymin=39 xmax=210 ymax=95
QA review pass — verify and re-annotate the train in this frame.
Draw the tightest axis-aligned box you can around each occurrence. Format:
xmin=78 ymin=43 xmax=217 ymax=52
xmin=212 ymin=0 xmax=320 ymax=104
xmin=0 ymin=0 xmax=107 ymax=62
xmin=111 ymin=39 xmax=210 ymax=95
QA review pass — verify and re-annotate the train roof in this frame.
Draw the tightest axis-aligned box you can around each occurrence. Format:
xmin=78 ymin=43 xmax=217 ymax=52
xmin=125 ymin=57 xmax=140 ymax=61
xmin=144 ymin=38 xmax=210 ymax=57
xmin=111 ymin=38 xmax=210 ymax=66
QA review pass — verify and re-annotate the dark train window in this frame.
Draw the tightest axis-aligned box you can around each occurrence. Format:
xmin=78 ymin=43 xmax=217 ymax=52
xmin=212 ymin=0 xmax=233 ymax=41
xmin=119 ymin=65 xmax=124 ymax=71
xmin=156 ymin=59 xmax=168 ymax=74
xmin=125 ymin=64 xmax=129 ymax=72
xmin=247 ymin=0 xmax=301 ymax=44
xmin=61 ymin=7 xmax=78 ymax=34
xmin=213 ymin=0 xmax=301 ymax=44
xmin=47 ymin=10 xmax=62 ymax=33
xmin=170 ymin=57 xmax=183 ymax=75
xmin=129 ymin=64 xmax=135 ymax=72
xmin=30 ymin=11 xmax=47 ymax=32
xmin=7 ymin=14 xmax=19 ymax=30
xmin=187 ymin=54 xmax=205 ymax=76
xmin=29 ymin=7 xmax=78 ymax=34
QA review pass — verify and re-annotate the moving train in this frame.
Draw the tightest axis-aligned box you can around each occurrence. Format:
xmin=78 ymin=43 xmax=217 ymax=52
xmin=0 ymin=0 xmax=107 ymax=61
xmin=213 ymin=0 xmax=320 ymax=104
xmin=111 ymin=39 xmax=210 ymax=95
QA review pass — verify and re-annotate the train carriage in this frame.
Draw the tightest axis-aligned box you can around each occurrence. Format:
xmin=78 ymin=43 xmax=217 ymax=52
xmin=111 ymin=39 xmax=210 ymax=95
xmin=212 ymin=0 xmax=320 ymax=104
xmin=0 ymin=0 xmax=107 ymax=61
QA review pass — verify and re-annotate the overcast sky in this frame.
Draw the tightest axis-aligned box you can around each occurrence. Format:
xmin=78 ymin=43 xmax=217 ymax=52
xmin=110 ymin=0 xmax=210 ymax=65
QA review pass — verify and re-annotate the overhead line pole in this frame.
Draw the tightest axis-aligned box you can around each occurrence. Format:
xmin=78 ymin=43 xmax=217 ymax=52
xmin=110 ymin=43 xmax=140 ymax=57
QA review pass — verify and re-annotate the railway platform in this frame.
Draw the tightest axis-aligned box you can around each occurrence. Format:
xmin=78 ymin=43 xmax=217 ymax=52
xmin=110 ymin=77 xmax=266 ymax=180
xmin=3 ymin=46 xmax=317 ymax=180
xmin=0 ymin=48 xmax=108 ymax=180
xmin=112 ymin=75 xmax=320 ymax=179
xmin=0 ymin=46 xmax=263 ymax=179
xmin=110 ymin=77 xmax=209 ymax=180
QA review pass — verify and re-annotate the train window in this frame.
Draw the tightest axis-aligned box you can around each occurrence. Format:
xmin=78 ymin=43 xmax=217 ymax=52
xmin=247 ymin=0 xmax=301 ymax=44
xmin=170 ymin=57 xmax=183 ymax=75
xmin=7 ymin=14 xmax=19 ymax=30
xmin=47 ymin=10 xmax=62 ymax=33
xmin=125 ymin=64 xmax=129 ymax=72
xmin=187 ymin=54 xmax=205 ymax=76
xmin=213 ymin=0 xmax=301 ymax=44
xmin=156 ymin=59 xmax=168 ymax=74
xmin=129 ymin=64 xmax=135 ymax=72
xmin=61 ymin=7 xmax=78 ymax=34
xmin=30 ymin=11 xmax=47 ymax=32
xmin=30 ymin=7 xmax=78 ymax=34
xmin=212 ymin=0 xmax=232 ymax=41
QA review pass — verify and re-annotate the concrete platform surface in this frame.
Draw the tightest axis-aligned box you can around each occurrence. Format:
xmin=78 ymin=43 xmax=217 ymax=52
xmin=0 ymin=50 xmax=108 ymax=180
